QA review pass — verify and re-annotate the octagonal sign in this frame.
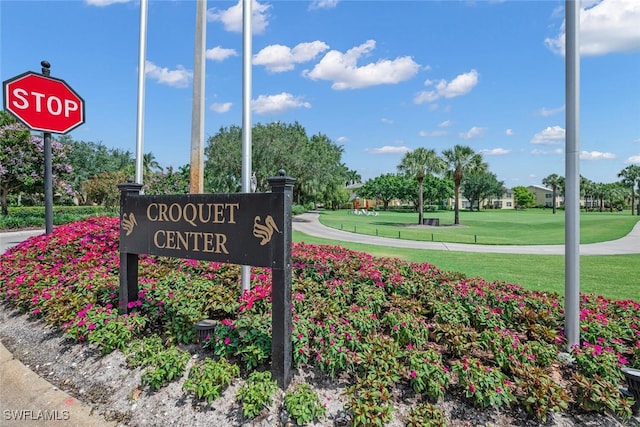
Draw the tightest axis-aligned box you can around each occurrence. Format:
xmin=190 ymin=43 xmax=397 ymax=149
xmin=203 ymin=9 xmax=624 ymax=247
xmin=3 ymin=71 xmax=85 ymax=134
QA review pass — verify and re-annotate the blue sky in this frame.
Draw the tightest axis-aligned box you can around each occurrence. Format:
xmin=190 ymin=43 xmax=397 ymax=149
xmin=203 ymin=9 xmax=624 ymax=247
xmin=2 ymin=0 xmax=639 ymax=187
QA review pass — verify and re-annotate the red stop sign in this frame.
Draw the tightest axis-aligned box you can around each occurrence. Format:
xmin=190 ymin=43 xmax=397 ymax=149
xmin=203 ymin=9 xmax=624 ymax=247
xmin=3 ymin=71 xmax=85 ymax=134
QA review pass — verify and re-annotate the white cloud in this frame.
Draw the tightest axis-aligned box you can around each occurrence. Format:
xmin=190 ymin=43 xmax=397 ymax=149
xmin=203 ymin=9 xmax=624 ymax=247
xmin=580 ymin=151 xmax=616 ymax=160
xmin=545 ymin=0 xmax=640 ymax=56
xmin=336 ymin=136 xmax=349 ymax=143
xmin=309 ymin=0 xmax=339 ymax=10
xmin=505 ymin=129 xmax=514 ymax=136
xmin=531 ymin=148 xmax=564 ymax=155
xmin=251 ymin=92 xmax=311 ymax=114
xmin=254 ymin=41 xmax=329 ymax=72
xmin=210 ymin=102 xmax=232 ymax=113
xmin=381 ymin=118 xmax=393 ymax=124
xmin=366 ymin=145 xmax=411 ymax=154
xmin=207 ymin=0 xmax=270 ymax=35
xmin=531 ymin=126 xmax=565 ymax=145
xmin=84 ymin=0 xmax=129 ymax=6
xmin=145 ymin=61 xmax=191 ymax=88
xmin=303 ymin=40 xmax=420 ymax=90
xmin=459 ymin=126 xmax=486 ymax=140
xmin=206 ymin=46 xmax=238 ymax=61
xmin=414 ymin=69 xmax=479 ymax=104
xmin=480 ymin=148 xmax=511 ymax=156
xmin=537 ymin=105 xmax=565 ymax=117
xmin=625 ymin=155 xmax=640 ymax=164
xmin=439 ymin=120 xmax=453 ymax=127
xmin=419 ymin=130 xmax=447 ymax=137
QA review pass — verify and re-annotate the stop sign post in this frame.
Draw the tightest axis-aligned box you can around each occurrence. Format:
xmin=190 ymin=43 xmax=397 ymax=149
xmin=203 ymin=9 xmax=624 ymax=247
xmin=3 ymin=62 xmax=85 ymax=234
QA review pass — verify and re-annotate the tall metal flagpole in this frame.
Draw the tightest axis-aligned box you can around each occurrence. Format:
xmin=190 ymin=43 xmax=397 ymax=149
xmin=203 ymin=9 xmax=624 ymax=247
xmin=241 ymin=0 xmax=253 ymax=292
xmin=565 ymin=0 xmax=581 ymax=350
xmin=135 ymin=0 xmax=149 ymax=185
xmin=190 ymin=0 xmax=206 ymax=194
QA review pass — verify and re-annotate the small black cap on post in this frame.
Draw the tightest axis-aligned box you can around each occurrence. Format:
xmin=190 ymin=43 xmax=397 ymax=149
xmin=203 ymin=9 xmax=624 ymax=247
xmin=267 ymin=169 xmax=296 ymax=192
xmin=41 ymin=60 xmax=51 ymax=76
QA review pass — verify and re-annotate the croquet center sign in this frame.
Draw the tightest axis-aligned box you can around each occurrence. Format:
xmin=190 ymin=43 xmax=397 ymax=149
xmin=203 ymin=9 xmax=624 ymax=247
xmin=120 ymin=193 xmax=285 ymax=268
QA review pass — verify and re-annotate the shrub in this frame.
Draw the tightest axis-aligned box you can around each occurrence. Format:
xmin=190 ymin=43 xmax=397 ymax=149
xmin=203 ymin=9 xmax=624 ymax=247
xmin=283 ymin=383 xmax=326 ymax=425
xmin=141 ymin=346 xmax=190 ymax=391
xmin=183 ymin=357 xmax=240 ymax=402
xmin=452 ymin=357 xmax=515 ymax=409
xmin=292 ymin=204 xmax=307 ymax=215
xmin=406 ymin=349 xmax=450 ymax=401
xmin=236 ymin=371 xmax=278 ymax=419
xmin=406 ymin=402 xmax=448 ymax=427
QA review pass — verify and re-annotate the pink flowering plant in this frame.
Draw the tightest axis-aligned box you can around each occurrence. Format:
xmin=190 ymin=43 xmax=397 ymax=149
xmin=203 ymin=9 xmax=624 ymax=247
xmin=452 ymin=356 xmax=516 ymax=409
xmin=1 ymin=217 xmax=639 ymax=424
xmin=406 ymin=348 xmax=451 ymax=401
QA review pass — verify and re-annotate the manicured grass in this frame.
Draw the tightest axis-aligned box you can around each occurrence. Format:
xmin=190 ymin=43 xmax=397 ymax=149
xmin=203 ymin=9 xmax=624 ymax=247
xmin=319 ymin=209 xmax=639 ymax=245
xmin=293 ymin=232 xmax=640 ymax=302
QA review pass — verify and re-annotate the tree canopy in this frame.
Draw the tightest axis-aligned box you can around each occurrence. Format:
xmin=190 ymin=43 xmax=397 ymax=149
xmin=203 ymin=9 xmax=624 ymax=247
xmin=0 ymin=112 xmax=72 ymax=214
xmin=59 ymin=135 xmax=134 ymax=204
xmin=512 ymin=186 xmax=535 ymax=209
xmin=356 ymin=174 xmax=409 ymax=210
xmin=204 ymin=122 xmax=347 ymax=206
xmin=462 ymin=171 xmax=504 ymax=211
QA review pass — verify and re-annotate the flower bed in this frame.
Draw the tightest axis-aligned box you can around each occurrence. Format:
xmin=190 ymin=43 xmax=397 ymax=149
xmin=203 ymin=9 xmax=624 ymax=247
xmin=1 ymin=216 xmax=639 ymax=425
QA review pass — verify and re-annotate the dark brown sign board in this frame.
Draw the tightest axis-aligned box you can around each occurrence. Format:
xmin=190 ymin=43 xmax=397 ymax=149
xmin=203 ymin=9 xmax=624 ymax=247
xmin=118 ymin=171 xmax=295 ymax=389
xmin=120 ymin=192 xmax=285 ymax=267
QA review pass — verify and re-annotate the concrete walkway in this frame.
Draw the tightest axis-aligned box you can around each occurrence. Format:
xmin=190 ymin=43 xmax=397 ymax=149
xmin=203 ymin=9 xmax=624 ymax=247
xmin=0 ymin=344 xmax=116 ymax=427
xmin=1 ymin=229 xmax=115 ymax=426
xmin=292 ymin=211 xmax=640 ymax=255
xmin=0 ymin=229 xmax=43 ymax=255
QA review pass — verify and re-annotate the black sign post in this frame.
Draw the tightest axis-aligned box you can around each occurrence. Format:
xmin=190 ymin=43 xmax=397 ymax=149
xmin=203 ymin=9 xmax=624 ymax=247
xmin=118 ymin=171 xmax=295 ymax=389
xmin=267 ymin=172 xmax=295 ymax=389
xmin=118 ymin=180 xmax=143 ymax=314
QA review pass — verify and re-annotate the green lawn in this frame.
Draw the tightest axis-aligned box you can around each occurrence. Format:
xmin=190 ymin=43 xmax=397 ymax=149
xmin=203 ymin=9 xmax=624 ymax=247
xmin=318 ymin=209 xmax=639 ymax=245
xmin=294 ymin=232 xmax=639 ymax=302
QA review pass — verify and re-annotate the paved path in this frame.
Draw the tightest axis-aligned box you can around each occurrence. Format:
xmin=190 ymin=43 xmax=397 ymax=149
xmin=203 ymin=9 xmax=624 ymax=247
xmin=0 ymin=229 xmax=43 ymax=255
xmin=1 ymin=230 xmax=116 ymax=426
xmin=292 ymin=212 xmax=640 ymax=256
xmin=0 ymin=343 xmax=116 ymax=427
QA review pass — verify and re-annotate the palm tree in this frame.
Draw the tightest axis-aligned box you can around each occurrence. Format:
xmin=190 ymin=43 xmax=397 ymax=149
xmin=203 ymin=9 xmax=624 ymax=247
xmin=580 ymin=175 xmax=595 ymax=210
xmin=143 ymin=152 xmax=163 ymax=175
xmin=442 ymin=145 xmax=486 ymax=225
xmin=345 ymin=168 xmax=362 ymax=186
xmin=398 ymin=148 xmax=445 ymax=225
xmin=542 ymin=173 xmax=563 ymax=214
xmin=592 ymin=182 xmax=607 ymax=212
xmin=618 ymin=165 xmax=640 ymax=215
